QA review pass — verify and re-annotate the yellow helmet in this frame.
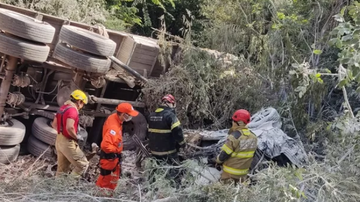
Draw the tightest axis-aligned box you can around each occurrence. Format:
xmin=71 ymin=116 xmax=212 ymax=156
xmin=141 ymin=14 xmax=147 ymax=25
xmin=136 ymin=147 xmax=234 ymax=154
xmin=70 ymin=89 xmax=88 ymax=104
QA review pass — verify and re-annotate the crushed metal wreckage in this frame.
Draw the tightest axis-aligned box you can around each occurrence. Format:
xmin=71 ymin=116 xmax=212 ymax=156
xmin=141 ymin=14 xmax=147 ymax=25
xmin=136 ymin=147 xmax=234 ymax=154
xmin=158 ymin=107 xmax=309 ymax=184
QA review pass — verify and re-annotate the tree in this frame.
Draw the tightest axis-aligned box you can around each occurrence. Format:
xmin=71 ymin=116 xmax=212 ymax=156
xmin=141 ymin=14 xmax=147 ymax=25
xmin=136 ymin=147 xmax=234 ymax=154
xmin=1 ymin=0 xmax=108 ymax=24
xmin=104 ymin=0 xmax=142 ymax=31
xmin=104 ymin=0 xmax=177 ymax=33
xmin=128 ymin=0 xmax=204 ymax=37
xmin=329 ymin=1 xmax=360 ymax=118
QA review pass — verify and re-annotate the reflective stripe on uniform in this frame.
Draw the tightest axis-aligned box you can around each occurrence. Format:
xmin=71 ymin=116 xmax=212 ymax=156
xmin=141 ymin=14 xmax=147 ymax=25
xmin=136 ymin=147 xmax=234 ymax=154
xmin=148 ymin=128 xmax=172 ymax=133
xmin=155 ymin=108 xmax=164 ymax=113
xmin=150 ymin=149 xmax=176 ymax=156
xmin=242 ymin=129 xmax=251 ymax=136
xmin=178 ymin=140 xmax=185 ymax=145
xmin=223 ymin=165 xmax=249 ymax=175
xmin=230 ymin=150 xmax=255 ymax=158
xmin=221 ymin=144 xmax=233 ymax=155
xmin=171 ymin=121 xmax=181 ymax=130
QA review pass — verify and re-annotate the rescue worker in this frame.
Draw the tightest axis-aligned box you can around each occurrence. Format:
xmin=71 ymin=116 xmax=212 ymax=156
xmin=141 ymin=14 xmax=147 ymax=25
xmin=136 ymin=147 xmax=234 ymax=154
xmin=215 ymin=109 xmax=258 ymax=184
xmin=147 ymin=94 xmax=185 ymax=185
xmin=96 ymin=103 xmax=139 ymax=190
xmin=51 ymin=89 xmax=89 ymax=178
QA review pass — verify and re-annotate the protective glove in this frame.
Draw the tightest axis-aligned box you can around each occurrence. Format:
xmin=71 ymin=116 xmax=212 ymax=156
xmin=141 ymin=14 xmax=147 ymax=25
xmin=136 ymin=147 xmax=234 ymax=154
xmin=208 ymin=157 xmax=217 ymax=165
xmin=208 ymin=157 xmax=223 ymax=168
xmin=215 ymin=163 xmax=222 ymax=171
xmin=176 ymin=141 xmax=185 ymax=152
xmin=91 ymin=143 xmax=99 ymax=153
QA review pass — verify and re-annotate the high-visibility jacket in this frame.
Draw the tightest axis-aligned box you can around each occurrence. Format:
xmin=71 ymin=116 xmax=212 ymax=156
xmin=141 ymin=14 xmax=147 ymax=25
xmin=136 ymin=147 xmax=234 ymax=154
xmin=216 ymin=124 xmax=257 ymax=179
xmin=148 ymin=107 xmax=185 ymax=156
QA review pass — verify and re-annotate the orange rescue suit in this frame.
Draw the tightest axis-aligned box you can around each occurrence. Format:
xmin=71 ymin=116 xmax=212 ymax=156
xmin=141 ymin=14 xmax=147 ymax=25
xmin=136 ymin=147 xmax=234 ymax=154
xmin=96 ymin=113 xmax=123 ymax=190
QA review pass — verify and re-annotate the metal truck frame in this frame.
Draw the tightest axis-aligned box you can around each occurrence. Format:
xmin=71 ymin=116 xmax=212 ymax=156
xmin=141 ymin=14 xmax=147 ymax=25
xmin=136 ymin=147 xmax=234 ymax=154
xmin=0 ymin=3 xmax=162 ymax=162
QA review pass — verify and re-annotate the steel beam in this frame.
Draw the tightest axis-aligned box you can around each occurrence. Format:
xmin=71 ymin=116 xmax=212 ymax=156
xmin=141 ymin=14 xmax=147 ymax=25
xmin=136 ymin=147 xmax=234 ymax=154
xmin=109 ymin=56 xmax=148 ymax=83
xmin=0 ymin=56 xmax=18 ymax=121
xmin=90 ymin=96 xmax=145 ymax=108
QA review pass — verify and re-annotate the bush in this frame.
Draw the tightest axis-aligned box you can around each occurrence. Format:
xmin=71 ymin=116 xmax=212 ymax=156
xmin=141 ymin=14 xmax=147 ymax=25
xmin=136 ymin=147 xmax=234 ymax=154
xmin=142 ymin=47 xmax=275 ymax=129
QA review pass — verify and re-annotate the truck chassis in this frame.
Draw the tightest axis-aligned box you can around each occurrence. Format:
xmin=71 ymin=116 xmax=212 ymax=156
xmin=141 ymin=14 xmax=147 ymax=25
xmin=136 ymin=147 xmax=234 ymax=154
xmin=0 ymin=3 xmax=163 ymax=163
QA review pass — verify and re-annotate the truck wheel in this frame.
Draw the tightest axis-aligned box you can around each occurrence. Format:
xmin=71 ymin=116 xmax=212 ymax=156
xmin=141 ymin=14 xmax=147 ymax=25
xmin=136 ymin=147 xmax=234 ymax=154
xmin=32 ymin=117 xmax=57 ymax=146
xmin=0 ymin=8 xmax=55 ymax=43
xmin=27 ymin=135 xmax=54 ymax=159
xmin=0 ymin=33 xmax=50 ymax=62
xmin=122 ymin=112 xmax=148 ymax=150
xmin=59 ymin=25 xmax=116 ymax=57
xmin=53 ymin=43 xmax=111 ymax=74
xmin=0 ymin=144 xmax=20 ymax=164
xmin=0 ymin=119 xmax=26 ymax=146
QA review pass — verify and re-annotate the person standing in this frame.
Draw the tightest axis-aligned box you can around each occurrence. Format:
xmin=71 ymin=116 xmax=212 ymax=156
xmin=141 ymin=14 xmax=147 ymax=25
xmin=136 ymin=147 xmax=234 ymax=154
xmin=215 ymin=109 xmax=258 ymax=184
xmin=52 ymin=89 xmax=89 ymax=178
xmin=96 ymin=103 xmax=138 ymax=190
xmin=147 ymin=94 xmax=185 ymax=185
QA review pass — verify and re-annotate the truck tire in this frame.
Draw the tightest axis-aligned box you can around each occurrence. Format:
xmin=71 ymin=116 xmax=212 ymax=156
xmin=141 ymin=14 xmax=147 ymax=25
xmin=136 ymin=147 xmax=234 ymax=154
xmin=0 ymin=8 xmax=55 ymax=43
xmin=0 ymin=144 xmax=20 ymax=164
xmin=0 ymin=119 xmax=26 ymax=146
xmin=122 ymin=112 xmax=148 ymax=150
xmin=0 ymin=33 xmax=50 ymax=62
xmin=27 ymin=135 xmax=54 ymax=159
xmin=53 ymin=43 xmax=111 ymax=74
xmin=32 ymin=117 xmax=57 ymax=146
xmin=59 ymin=25 xmax=116 ymax=57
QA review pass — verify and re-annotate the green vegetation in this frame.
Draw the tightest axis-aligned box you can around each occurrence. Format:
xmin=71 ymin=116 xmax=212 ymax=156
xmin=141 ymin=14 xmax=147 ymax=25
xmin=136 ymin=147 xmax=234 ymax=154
xmin=3 ymin=0 xmax=360 ymax=201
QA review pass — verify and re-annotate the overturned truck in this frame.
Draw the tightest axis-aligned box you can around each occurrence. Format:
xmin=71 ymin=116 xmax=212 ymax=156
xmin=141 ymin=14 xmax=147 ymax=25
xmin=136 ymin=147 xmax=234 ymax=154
xmin=0 ymin=3 xmax=164 ymax=164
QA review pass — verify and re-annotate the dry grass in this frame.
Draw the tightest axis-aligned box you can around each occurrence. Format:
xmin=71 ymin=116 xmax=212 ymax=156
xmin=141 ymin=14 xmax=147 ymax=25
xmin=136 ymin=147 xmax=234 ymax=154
xmin=1 ymin=156 xmax=359 ymax=202
xmin=2 ymin=118 xmax=360 ymax=202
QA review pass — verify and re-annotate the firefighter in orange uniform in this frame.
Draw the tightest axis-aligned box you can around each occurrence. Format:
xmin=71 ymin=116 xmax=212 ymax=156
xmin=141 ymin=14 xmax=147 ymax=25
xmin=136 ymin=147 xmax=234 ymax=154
xmin=96 ymin=103 xmax=139 ymax=190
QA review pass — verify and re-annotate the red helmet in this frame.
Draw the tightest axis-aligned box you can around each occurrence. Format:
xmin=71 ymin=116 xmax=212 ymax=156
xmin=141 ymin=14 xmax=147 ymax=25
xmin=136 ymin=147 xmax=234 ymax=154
xmin=161 ymin=94 xmax=176 ymax=104
xmin=232 ymin=109 xmax=251 ymax=124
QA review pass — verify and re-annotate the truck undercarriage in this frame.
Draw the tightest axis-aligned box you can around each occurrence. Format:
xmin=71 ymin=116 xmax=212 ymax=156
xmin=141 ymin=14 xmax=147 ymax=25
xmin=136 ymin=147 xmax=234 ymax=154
xmin=0 ymin=3 xmax=161 ymax=163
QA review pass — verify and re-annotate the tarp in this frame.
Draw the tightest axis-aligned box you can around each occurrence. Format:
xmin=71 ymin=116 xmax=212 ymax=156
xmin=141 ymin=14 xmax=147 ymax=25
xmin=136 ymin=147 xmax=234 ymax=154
xmin=248 ymin=107 xmax=308 ymax=167
xmin=187 ymin=159 xmax=221 ymax=185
